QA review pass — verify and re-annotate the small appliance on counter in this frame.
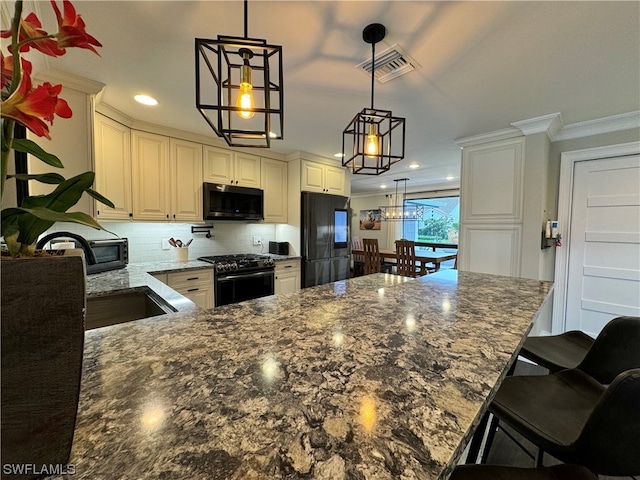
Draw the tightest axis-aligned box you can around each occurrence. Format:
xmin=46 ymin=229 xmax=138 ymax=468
xmin=36 ymin=232 xmax=128 ymax=274
xmin=268 ymin=241 xmax=289 ymax=255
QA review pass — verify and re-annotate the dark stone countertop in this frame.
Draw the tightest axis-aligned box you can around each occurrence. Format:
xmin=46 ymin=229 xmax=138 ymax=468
xmin=54 ymin=270 xmax=552 ymax=479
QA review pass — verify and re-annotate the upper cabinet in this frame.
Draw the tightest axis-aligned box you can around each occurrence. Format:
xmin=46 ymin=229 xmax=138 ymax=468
xmin=131 ymin=131 xmax=202 ymax=222
xmin=131 ymin=131 xmax=171 ymax=221
xmin=93 ymin=114 xmax=133 ymax=220
xmin=203 ymin=146 xmax=261 ymax=188
xmin=170 ymin=138 xmax=203 ymax=222
xmin=261 ymin=158 xmax=287 ymax=223
xmin=301 ymin=159 xmax=346 ymax=195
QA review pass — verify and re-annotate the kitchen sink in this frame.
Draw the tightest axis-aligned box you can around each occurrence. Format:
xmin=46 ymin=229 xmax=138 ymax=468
xmin=85 ymin=288 xmax=177 ymax=330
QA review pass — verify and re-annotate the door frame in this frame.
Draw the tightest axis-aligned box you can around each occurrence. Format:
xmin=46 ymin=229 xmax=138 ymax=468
xmin=552 ymin=141 xmax=640 ymax=334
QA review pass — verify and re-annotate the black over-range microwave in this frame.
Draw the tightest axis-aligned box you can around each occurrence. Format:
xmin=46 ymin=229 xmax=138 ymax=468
xmin=203 ymin=182 xmax=264 ymax=221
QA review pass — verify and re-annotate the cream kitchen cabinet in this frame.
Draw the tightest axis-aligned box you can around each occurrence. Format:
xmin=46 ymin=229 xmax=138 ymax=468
xmin=274 ymin=259 xmax=300 ymax=295
xmin=166 ymin=268 xmax=214 ymax=310
xmin=131 ymin=131 xmax=202 ymax=222
xmin=170 ymin=138 xmax=203 ymax=222
xmin=93 ymin=114 xmax=133 ymax=220
xmin=203 ymin=146 xmax=261 ymax=188
xmin=301 ymin=159 xmax=346 ymax=195
xmin=261 ymin=158 xmax=287 ymax=223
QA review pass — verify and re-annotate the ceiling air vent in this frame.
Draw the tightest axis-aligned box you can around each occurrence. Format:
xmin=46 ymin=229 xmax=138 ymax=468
xmin=356 ymin=44 xmax=419 ymax=83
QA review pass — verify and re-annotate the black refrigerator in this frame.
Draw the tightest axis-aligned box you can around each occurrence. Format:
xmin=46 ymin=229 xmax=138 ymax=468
xmin=301 ymin=191 xmax=350 ymax=288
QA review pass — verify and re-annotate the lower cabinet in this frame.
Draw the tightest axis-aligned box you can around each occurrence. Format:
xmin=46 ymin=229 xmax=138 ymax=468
xmin=275 ymin=259 xmax=300 ymax=295
xmin=163 ymin=269 xmax=214 ymax=309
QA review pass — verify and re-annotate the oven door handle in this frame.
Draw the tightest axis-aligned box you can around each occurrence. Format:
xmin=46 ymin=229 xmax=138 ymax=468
xmin=217 ymin=270 xmax=274 ymax=282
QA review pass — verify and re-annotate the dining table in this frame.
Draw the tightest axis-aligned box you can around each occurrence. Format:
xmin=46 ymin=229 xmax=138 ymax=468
xmin=352 ymin=247 xmax=458 ymax=274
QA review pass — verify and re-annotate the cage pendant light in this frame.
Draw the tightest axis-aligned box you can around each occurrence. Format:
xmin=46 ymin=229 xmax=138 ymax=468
xmin=195 ymin=0 xmax=283 ymax=148
xmin=342 ymin=24 xmax=406 ymax=175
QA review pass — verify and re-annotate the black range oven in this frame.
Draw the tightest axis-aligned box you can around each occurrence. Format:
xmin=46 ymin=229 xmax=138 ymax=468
xmin=197 ymin=254 xmax=275 ymax=307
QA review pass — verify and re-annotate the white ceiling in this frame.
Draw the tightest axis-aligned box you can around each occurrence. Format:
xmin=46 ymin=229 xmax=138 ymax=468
xmin=19 ymin=1 xmax=640 ymax=195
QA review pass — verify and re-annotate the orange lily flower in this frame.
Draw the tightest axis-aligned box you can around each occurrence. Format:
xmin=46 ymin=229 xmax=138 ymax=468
xmin=50 ymin=0 xmax=102 ymax=55
xmin=1 ymin=55 xmax=32 ymax=90
xmin=0 ymin=12 xmax=65 ymax=57
xmin=1 ymin=67 xmax=72 ymax=139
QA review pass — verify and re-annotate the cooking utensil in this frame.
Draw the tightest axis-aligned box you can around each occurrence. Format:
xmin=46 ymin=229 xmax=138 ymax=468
xmin=185 ymin=239 xmax=193 ymax=247
xmin=168 ymin=238 xmax=177 ymax=247
xmin=175 ymin=239 xmax=183 ymax=247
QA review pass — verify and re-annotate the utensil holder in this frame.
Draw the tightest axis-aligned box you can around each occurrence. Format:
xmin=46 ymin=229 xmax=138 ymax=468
xmin=174 ymin=248 xmax=189 ymax=262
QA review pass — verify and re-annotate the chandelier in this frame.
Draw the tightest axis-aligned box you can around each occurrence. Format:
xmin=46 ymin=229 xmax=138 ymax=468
xmin=379 ymin=178 xmax=424 ymax=223
xmin=195 ymin=0 xmax=283 ymax=148
xmin=342 ymin=24 xmax=406 ymax=175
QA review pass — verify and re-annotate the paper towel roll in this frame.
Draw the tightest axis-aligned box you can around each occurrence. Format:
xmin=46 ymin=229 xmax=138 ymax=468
xmin=53 ymin=242 xmax=75 ymax=250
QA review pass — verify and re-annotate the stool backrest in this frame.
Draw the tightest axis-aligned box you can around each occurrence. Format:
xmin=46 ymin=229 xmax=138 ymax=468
xmin=578 ymin=316 xmax=640 ymax=384
xmin=362 ymin=238 xmax=381 ymax=275
xmin=573 ymin=368 xmax=640 ymax=476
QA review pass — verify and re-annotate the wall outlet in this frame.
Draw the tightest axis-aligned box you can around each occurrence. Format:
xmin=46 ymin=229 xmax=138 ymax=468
xmin=161 ymin=238 xmax=171 ymax=250
xmin=253 ymin=235 xmax=262 ymax=245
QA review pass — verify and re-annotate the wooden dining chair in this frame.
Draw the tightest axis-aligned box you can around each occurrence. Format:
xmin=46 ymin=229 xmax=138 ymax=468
xmin=351 ymin=236 xmax=365 ymax=277
xmin=395 ymin=240 xmax=423 ymax=277
xmin=362 ymin=238 xmax=383 ymax=275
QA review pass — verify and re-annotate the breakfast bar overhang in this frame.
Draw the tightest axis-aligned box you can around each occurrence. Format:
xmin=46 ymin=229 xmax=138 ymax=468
xmin=55 ymin=270 xmax=553 ymax=479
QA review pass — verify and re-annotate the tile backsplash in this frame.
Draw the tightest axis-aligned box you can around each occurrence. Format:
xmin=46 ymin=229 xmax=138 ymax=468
xmin=43 ymin=222 xmax=278 ymax=263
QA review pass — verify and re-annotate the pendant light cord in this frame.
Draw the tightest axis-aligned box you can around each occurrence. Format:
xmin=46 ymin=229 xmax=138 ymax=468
xmin=370 ymin=40 xmax=375 ymax=109
xmin=244 ymin=0 xmax=248 ymax=39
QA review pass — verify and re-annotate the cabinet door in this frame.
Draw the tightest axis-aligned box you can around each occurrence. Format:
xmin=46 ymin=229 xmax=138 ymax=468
xmin=262 ymin=158 xmax=287 ymax=223
xmin=234 ymin=152 xmax=261 ymax=187
xmin=203 ymin=146 xmax=234 ymax=185
xmin=132 ymin=131 xmax=170 ymax=221
xmin=301 ymin=160 xmax=325 ymax=193
xmin=94 ymin=114 xmax=132 ymax=220
xmin=275 ymin=260 xmax=300 ymax=294
xmin=324 ymin=165 xmax=346 ymax=196
xmin=170 ymin=139 xmax=203 ymax=222
xmin=181 ymin=287 xmax=213 ymax=310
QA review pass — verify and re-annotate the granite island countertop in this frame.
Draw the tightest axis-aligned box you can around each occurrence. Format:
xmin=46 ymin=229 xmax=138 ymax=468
xmin=55 ymin=271 xmax=552 ymax=480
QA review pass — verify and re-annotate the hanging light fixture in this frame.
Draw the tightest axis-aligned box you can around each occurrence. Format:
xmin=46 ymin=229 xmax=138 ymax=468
xmin=195 ymin=0 xmax=283 ymax=148
xmin=379 ymin=178 xmax=424 ymax=229
xmin=342 ymin=23 xmax=406 ymax=175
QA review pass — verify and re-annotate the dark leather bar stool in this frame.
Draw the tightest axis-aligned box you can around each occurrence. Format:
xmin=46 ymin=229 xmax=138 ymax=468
xmin=520 ymin=330 xmax=594 ymax=372
xmin=481 ymin=316 xmax=640 ymax=475
xmin=451 ymin=464 xmax=597 ymax=480
xmin=487 ymin=368 xmax=640 ymax=475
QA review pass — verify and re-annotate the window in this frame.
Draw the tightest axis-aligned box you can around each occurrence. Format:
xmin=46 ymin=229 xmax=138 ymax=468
xmin=402 ymin=195 xmax=459 ymax=246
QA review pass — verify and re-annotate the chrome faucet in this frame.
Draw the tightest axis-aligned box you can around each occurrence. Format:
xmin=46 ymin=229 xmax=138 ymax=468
xmin=35 ymin=232 xmax=98 ymax=265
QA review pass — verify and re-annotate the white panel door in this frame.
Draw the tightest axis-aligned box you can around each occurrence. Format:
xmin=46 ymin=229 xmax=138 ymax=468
xmin=565 ymin=154 xmax=640 ymax=335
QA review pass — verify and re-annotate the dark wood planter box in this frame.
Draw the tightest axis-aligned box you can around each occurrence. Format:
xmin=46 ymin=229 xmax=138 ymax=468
xmin=1 ymin=255 xmax=85 ymax=480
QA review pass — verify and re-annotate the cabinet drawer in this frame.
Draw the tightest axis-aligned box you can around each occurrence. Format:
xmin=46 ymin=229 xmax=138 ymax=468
xmin=275 ymin=260 xmax=300 ymax=273
xmin=167 ymin=269 xmax=213 ymax=289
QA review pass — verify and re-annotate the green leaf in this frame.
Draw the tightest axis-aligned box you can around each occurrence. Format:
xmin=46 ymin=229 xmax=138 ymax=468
xmin=16 ymin=207 xmax=105 ymax=230
xmin=86 ymin=188 xmax=115 ymax=209
xmin=17 ymin=172 xmax=96 ymax=245
xmin=12 ymin=138 xmax=64 ymax=168
xmin=10 ymin=172 xmax=66 ymax=184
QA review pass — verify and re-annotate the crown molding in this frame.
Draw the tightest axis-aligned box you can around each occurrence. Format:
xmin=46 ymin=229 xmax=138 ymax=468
xmin=553 ymin=111 xmax=640 ymax=141
xmin=511 ymin=112 xmax=562 ymax=138
xmin=456 ymin=111 xmax=640 ymax=148
xmin=455 ymin=128 xmax=523 ymax=148
xmin=33 ymin=68 xmax=105 ymax=95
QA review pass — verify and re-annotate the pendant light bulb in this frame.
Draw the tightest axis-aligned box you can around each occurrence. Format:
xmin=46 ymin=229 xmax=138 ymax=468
xmin=365 ymin=122 xmax=379 ymax=157
xmin=236 ymin=49 xmax=255 ymax=119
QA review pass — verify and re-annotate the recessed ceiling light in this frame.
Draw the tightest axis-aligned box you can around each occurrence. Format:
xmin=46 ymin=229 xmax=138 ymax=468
xmin=446 ymin=175 xmax=455 ymax=180
xmin=134 ymin=94 xmax=158 ymax=106
xmin=334 ymin=153 xmax=345 ymax=158
xmin=408 ymin=163 xmax=420 ymax=169
xmin=380 ymin=184 xmax=387 ymax=189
